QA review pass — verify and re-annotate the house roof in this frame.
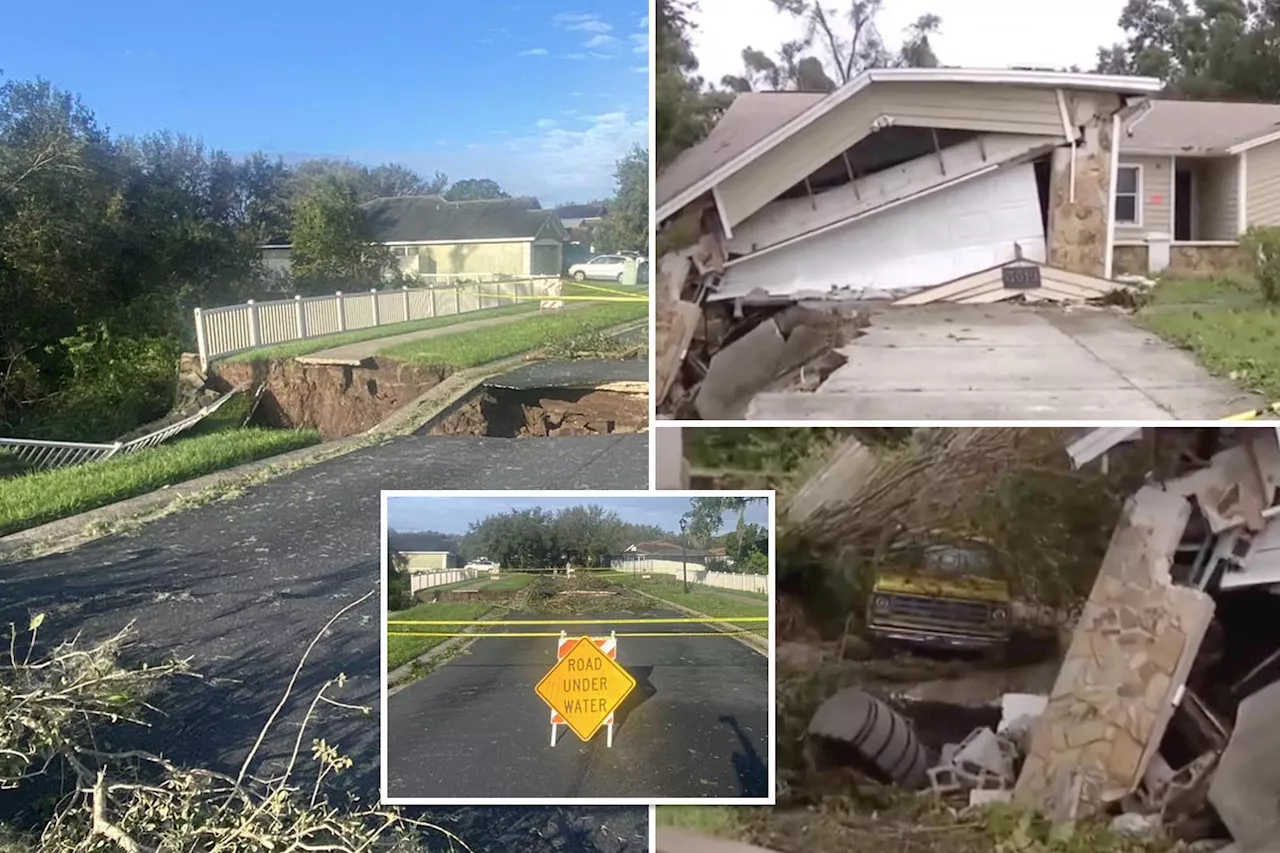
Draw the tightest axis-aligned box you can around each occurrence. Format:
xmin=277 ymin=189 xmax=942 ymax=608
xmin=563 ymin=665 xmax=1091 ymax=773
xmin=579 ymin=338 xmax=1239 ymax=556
xmin=629 ymin=540 xmax=686 ymax=553
xmin=556 ymin=202 xmax=607 ymax=219
xmin=656 ymin=67 xmax=1163 ymax=221
xmin=362 ymin=196 xmax=562 ymax=243
xmin=657 ymin=92 xmax=824 ymax=210
xmin=388 ymin=531 xmax=458 ymax=552
xmin=1121 ymin=99 xmax=1280 ymax=155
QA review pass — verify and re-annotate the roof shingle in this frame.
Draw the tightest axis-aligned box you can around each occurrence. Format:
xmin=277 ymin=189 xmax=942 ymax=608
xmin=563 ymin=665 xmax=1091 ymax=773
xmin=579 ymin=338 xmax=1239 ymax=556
xmin=361 ymin=196 xmax=557 ymax=243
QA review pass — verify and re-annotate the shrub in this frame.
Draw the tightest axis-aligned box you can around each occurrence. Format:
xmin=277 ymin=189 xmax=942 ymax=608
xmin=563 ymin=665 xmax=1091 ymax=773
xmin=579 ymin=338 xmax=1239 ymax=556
xmin=1242 ymin=225 xmax=1280 ymax=304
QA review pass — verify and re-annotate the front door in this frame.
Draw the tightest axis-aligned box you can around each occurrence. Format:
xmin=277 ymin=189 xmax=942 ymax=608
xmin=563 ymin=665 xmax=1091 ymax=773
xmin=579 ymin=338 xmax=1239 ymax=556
xmin=1175 ymin=168 xmax=1194 ymax=242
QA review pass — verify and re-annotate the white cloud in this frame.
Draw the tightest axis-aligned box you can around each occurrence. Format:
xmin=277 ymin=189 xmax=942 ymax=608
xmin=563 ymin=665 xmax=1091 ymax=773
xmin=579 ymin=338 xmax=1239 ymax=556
xmin=535 ymin=118 xmax=557 ymax=129
xmin=588 ymin=51 xmax=613 ymax=59
xmin=632 ymin=65 xmax=649 ymax=73
xmin=563 ymin=52 xmax=587 ymax=60
xmin=485 ymin=108 xmax=648 ymax=202
xmin=518 ymin=47 xmax=549 ymax=56
xmin=553 ymin=12 xmax=613 ymax=33
xmin=583 ymin=34 xmax=617 ymax=49
xmin=630 ymin=31 xmax=648 ymax=54
xmin=639 ymin=15 xmax=649 ymax=27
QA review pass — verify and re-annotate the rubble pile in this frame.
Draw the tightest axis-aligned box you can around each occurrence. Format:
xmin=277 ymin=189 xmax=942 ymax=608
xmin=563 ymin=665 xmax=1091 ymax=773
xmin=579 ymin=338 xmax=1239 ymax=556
xmin=798 ymin=426 xmax=1280 ymax=853
xmin=656 ymin=212 xmax=865 ymax=419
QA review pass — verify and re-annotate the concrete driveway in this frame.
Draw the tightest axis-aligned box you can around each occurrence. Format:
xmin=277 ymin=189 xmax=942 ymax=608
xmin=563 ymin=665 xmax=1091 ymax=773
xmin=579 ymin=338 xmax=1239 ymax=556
xmin=745 ymin=304 xmax=1261 ymax=420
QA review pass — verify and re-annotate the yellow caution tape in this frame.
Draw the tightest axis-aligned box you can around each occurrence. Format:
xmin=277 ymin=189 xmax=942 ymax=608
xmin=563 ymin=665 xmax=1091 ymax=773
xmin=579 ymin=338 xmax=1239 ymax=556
xmin=1222 ymin=402 xmax=1280 ymax=421
xmin=387 ymin=616 xmax=769 ymax=626
xmin=387 ymin=630 xmax=764 ymax=639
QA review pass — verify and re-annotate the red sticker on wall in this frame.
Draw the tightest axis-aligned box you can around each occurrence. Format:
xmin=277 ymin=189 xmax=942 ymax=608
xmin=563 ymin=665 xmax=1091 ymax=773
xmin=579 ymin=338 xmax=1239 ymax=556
xmin=1150 ymin=195 xmax=1165 ymax=204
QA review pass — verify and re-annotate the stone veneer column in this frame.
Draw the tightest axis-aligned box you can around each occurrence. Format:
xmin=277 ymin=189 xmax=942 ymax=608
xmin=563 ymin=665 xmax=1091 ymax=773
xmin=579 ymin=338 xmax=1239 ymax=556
xmin=1046 ymin=118 xmax=1115 ymax=278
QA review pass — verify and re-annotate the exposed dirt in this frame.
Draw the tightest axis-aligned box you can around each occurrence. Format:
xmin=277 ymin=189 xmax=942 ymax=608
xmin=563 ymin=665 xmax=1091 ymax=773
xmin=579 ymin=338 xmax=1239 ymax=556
xmin=428 ymin=386 xmax=648 ymax=437
xmin=209 ymin=357 xmax=449 ymax=440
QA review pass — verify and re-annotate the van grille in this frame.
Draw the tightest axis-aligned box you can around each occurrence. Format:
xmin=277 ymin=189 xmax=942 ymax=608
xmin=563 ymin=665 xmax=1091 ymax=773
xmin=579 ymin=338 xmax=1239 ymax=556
xmin=880 ymin=593 xmax=993 ymax=626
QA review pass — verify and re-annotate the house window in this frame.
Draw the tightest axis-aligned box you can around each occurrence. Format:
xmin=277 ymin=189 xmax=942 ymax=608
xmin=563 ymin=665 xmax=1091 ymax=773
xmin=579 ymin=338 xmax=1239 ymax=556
xmin=1115 ymin=165 xmax=1141 ymax=225
xmin=391 ymin=247 xmax=408 ymax=258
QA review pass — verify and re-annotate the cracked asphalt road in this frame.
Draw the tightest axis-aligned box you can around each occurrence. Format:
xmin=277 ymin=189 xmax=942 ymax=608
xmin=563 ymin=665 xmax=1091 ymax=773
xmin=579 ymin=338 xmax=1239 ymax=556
xmin=386 ymin=608 xmax=770 ymax=800
xmin=0 ymin=434 xmax=649 ymax=852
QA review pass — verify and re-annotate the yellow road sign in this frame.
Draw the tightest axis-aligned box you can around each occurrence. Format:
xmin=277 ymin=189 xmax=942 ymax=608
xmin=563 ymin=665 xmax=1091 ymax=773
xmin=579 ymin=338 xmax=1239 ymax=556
xmin=535 ymin=636 xmax=636 ymax=742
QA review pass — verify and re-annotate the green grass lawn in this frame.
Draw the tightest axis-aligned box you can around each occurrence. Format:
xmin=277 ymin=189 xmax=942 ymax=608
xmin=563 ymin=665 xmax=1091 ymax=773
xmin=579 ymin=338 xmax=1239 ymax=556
xmin=386 ymin=601 xmax=495 ymax=670
xmin=608 ymin=572 xmax=769 ymax=637
xmin=217 ymin=302 xmax=539 ymax=363
xmin=0 ymin=426 xmax=319 ymax=536
xmin=379 ymin=301 xmax=648 ymax=367
xmin=486 ymin=572 xmax=536 ymax=591
xmin=1138 ymin=274 xmax=1280 ymax=402
xmin=655 ymin=806 xmax=744 ymax=838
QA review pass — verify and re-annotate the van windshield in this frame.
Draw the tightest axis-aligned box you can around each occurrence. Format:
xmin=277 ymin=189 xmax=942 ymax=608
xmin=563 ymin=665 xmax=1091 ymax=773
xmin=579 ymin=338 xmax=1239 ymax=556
xmin=921 ymin=545 xmax=997 ymax=578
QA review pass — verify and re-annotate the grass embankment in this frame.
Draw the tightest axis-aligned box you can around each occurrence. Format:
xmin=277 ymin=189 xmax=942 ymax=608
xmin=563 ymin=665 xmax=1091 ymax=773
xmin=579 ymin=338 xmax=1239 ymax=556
xmin=1138 ymin=274 xmax=1280 ymax=403
xmin=217 ymin=302 xmax=538 ymax=363
xmin=380 ymin=301 xmax=648 ymax=367
xmin=606 ymin=572 xmax=769 ymax=637
xmin=0 ymin=424 xmax=318 ymax=537
xmin=385 ymin=600 xmax=495 ymax=670
xmin=487 ymin=572 xmax=537 ymax=591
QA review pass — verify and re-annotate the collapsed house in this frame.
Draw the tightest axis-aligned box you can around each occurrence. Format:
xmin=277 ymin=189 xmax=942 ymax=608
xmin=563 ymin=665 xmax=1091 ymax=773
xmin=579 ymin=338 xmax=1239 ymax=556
xmin=655 ymin=69 xmax=1280 ymax=417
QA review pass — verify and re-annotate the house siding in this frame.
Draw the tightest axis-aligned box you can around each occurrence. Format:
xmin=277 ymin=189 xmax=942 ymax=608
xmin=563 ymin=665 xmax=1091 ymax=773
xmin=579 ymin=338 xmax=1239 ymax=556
xmin=1247 ymin=140 xmax=1280 ymax=226
xmin=1197 ymin=157 xmax=1239 ymax=240
xmin=417 ymin=240 xmax=528 ymax=276
xmin=717 ymin=82 xmax=1067 ymax=228
xmin=1114 ymin=156 xmax=1171 ymax=242
xmin=405 ymin=552 xmax=457 ymax=571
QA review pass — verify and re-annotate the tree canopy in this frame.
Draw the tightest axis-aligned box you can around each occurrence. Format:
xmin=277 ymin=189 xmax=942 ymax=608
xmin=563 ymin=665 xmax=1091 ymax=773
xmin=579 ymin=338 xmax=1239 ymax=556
xmin=443 ymin=178 xmax=509 ymax=202
xmin=594 ymin=146 xmax=649 ymax=253
xmin=0 ymin=74 xmax=518 ymax=441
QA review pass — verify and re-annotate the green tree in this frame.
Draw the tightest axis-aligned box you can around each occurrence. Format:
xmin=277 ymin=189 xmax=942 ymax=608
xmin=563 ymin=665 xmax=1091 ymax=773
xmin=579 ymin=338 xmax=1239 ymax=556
xmin=656 ymin=0 xmax=734 ymax=166
xmin=594 ymin=146 xmax=649 ymax=253
xmin=444 ymin=178 xmax=509 ymax=202
xmin=289 ymin=177 xmax=394 ymax=294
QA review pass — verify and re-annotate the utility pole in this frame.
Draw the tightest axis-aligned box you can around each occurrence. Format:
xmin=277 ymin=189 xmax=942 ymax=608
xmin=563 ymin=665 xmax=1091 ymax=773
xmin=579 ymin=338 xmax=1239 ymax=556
xmin=679 ymin=517 xmax=689 ymax=594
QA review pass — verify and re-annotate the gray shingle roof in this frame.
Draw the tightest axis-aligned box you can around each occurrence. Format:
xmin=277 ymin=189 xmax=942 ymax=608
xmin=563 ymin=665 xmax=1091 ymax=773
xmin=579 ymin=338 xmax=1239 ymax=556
xmin=361 ymin=196 xmax=558 ymax=242
xmin=1122 ymin=99 xmax=1280 ymax=154
xmin=656 ymin=92 xmax=825 ymax=208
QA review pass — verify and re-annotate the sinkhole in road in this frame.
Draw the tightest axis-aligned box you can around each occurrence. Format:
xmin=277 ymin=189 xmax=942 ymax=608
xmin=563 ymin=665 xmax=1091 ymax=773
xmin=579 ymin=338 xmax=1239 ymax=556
xmin=423 ymin=385 xmax=649 ymax=437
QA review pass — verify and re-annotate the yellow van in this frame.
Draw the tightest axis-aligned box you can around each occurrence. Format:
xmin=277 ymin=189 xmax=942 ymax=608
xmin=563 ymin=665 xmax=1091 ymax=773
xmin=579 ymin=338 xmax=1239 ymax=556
xmin=866 ymin=539 xmax=1013 ymax=652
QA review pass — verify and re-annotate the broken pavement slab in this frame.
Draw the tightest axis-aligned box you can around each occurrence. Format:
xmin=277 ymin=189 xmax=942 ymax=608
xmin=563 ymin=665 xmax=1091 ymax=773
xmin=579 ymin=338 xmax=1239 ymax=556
xmin=1013 ymin=484 xmax=1215 ymax=818
xmin=1208 ymin=678 xmax=1280 ymax=853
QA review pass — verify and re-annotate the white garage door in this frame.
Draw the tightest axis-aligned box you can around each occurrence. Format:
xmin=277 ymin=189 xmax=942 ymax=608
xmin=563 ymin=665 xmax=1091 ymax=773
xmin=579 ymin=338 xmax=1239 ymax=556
xmin=712 ymin=163 xmax=1047 ymax=301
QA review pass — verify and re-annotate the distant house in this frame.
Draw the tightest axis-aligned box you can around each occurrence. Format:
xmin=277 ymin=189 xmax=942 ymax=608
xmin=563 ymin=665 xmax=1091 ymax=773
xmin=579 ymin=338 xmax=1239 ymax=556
xmin=258 ymin=195 xmax=567 ymax=280
xmin=389 ymin=531 xmax=460 ymax=572
xmin=401 ymin=551 xmax=458 ymax=571
xmin=618 ymin=540 xmax=708 ymax=570
xmin=555 ymin=202 xmax=607 ymax=230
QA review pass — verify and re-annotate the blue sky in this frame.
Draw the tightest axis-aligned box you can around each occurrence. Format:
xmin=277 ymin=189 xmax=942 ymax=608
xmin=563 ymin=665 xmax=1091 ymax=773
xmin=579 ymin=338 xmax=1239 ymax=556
xmin=387 ymin=496 xmax=772 ymax=536
xmin=0 ymin=1 xmax=649 ymax=205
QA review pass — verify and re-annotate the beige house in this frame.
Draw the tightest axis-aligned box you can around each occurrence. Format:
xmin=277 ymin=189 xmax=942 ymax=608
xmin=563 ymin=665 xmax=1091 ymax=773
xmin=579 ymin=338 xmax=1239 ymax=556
xmin=656 ymin=68 xmax=1280 ymax=313
xmin=616 ymin=541 xmax=708 ymax=573
xmin=402 ymin=551 xmax=458 ymax=571
xmin=260 ymin=196 xmax=568 ymax=280
xmin=1113 ymin=99 xmax=1280 ymax=275
xmin=364 ymin=196 xmax=568 ymax=279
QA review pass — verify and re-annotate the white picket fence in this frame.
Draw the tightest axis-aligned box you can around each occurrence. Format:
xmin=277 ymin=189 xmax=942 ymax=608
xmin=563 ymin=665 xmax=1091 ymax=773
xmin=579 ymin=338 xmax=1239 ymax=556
xmin=410 ymin=567 xmax=488 ymax=593
xmin=194 ymin=276 xmax=559 ymax=369
xmin=0 ymin=384 xmax=247 ymax=474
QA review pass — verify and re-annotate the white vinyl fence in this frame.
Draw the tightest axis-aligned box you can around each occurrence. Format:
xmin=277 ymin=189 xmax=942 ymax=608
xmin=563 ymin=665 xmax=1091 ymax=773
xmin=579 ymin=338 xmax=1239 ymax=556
xmin=410 ymin=567 xmax=488 ymax=593
xmin=618 ymin=560 xmax=771 ymax=595
xmin=0 ymin=384 xmax=247 ymax=474
xmin=194 ymin=276 xmax=558 ymax=369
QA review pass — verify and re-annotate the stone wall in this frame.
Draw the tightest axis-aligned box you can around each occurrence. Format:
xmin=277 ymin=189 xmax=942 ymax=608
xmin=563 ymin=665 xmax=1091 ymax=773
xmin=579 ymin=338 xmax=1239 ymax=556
xmin=1169 ymin=244 xmax=1247 ymax=274
xmin=1013 ymin=485 xmax=1215 ymax=819
xmin=1111 ymin=245 xmax=1149 ymax=276
xmin=1047 ymin=121 xmax=1113 ymax=278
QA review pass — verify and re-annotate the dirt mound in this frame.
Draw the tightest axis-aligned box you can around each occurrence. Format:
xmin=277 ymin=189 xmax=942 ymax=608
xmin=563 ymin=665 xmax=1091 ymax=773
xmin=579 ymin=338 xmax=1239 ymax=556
xmin=428 ymin=386 xmax=648 ymax=437
xmin=210 ymin=358 xmax=448 ymax=440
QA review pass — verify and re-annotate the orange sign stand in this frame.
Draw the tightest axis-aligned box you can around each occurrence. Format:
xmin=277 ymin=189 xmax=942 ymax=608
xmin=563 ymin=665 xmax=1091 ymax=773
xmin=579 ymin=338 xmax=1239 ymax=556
xmin=535 ymin=630 xmax=635 ymax=747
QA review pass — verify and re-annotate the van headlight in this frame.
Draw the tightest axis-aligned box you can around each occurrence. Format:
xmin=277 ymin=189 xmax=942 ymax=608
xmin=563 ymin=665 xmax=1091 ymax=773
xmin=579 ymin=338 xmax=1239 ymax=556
xmin=990 ymin=606 xmax=1008 ymax=622
xmin=873 ymin=596 xmax=891 ymax=613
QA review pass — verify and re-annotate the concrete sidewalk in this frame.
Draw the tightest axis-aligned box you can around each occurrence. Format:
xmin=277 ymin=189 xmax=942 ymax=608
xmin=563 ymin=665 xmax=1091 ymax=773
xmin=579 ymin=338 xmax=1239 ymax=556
xmin=745 ymin=303 xmax=1261 ymax=420
xmin=297 ymin=303 xmax=590 ymax=364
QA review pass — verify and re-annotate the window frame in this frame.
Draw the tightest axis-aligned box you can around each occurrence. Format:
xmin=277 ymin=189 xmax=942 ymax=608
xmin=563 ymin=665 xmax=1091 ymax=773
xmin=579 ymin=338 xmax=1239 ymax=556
xmin=1114 ymin=163 xmax=1143 ymax=227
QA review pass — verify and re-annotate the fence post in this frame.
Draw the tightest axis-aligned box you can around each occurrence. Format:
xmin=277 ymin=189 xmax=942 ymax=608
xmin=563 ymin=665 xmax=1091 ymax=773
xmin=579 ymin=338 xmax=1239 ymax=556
xmin=428 ymin=287 xmax=436 ymax=318
xmin=294 ymin=295 xmax=307 ymax=340
xmin=194 ymin=308 xmax=209 ymax=371
xmin=454 ymin=285 xmax=461 ymax=315
xmin=247 ymin=300 xmax=261 ymax=347
xmin=402 ymin=285 xmax=411 ymax=321
xmin=335 ymin=292 xmax=346 ymax=332
xmin=370 ymin=288 xmax=380 ymax=326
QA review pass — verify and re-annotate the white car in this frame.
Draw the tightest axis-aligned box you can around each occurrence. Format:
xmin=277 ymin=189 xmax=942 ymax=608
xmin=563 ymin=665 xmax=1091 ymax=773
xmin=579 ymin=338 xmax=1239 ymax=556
xmin=568 ymin=254 xmax=629 ymax=282
xmin=465 ymin=557 xmax=500 ymax=573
